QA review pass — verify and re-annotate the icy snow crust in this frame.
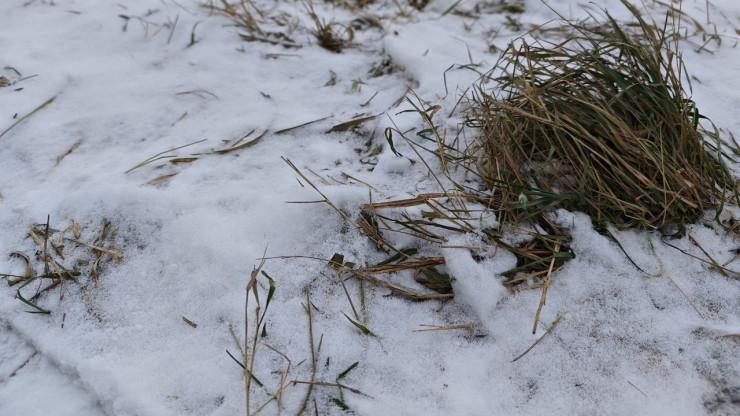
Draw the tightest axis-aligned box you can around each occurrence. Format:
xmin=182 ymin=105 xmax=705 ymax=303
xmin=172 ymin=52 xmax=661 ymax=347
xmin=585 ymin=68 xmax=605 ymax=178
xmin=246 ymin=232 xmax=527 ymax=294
xmin=1 ymin=0 xmax=739 ymax=415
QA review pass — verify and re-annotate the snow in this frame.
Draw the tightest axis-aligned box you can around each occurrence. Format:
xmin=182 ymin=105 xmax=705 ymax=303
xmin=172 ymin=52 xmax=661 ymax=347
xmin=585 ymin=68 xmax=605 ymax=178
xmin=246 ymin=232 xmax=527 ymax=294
xmin=1 ymin=0 xmax=739 ymax=415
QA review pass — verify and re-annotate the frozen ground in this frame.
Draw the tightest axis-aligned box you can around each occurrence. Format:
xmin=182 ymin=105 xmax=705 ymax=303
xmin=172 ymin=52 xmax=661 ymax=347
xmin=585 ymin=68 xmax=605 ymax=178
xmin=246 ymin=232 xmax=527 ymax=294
xmin=1 ymin=0 xmax=739 ymax=415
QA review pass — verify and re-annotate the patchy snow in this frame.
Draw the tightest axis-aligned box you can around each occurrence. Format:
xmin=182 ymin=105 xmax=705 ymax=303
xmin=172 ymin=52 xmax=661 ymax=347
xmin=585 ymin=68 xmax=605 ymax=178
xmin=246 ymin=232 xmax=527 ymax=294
xmin=1 ymin=0 xmax=739 ymax=415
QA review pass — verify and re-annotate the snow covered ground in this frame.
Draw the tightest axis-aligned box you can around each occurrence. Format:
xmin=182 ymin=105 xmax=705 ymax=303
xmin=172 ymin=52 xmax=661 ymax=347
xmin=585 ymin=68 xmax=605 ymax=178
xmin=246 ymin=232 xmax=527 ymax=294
xmin=1 ymin=0 xmax=739 ymax=414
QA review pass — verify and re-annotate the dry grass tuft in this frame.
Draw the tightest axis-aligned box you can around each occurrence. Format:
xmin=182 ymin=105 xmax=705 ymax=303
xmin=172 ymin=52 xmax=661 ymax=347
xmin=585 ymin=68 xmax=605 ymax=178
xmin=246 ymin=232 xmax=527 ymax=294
xmin=305 ymin=0 xmax=354 ymax=53
xmin=467 ymin=0 xmax=738 ymax=234
xmin=203 ymin=0 xmax=264 ymax=34
xmin=1 ymin=217 xmax=121 ymax=317
xmin=202 ymin=0 xmax=301 ymax=48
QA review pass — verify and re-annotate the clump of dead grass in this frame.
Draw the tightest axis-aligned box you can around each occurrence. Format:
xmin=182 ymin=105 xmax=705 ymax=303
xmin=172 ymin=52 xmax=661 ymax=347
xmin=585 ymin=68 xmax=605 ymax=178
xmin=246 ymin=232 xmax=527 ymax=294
xmin=305 ymin=0 xmax=354 ymax=53
xmin=202 ymin=0 xmax=302 ymax=49
xmin=1 ymin=217 xmax=121 ymax=319
xmin=203 ymin=0 xmax=264 ymax=33
xmin=467 ymin=0 xmax=738 ymax=234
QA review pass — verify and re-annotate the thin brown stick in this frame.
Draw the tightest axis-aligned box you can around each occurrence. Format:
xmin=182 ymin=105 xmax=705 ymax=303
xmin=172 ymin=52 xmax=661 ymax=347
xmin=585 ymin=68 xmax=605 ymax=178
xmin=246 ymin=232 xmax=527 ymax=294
xmin=8 ymin=351 xmax=38 ymax=377
xmin=182 ymin=316 xmax=198 ymax=328
xmin=55 ymin=140 xmax=82 ymax=165
xmin=666 ymin=275 xmax=704 ymax=319
xmin=512 ymin=315 xmax=564 ymax=362
xmin=627 ymin=380 xmax=648 ymax=398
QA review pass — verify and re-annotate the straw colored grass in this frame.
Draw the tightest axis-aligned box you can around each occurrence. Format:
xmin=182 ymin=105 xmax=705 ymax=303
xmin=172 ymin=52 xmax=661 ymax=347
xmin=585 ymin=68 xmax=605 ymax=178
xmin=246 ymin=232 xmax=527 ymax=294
xmin=1 ymin=217 xmax=120 ymax=317
xmin=467 ymin=0 xmax=737 ymax=233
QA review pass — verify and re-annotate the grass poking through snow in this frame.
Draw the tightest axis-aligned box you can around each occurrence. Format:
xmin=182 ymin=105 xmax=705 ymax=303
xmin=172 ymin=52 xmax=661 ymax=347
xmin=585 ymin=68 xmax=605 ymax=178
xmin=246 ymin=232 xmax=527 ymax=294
xmin=1 ymin=216 xmax=121 ymax=318
xmin=467 ymin=0 xmax=738 ymax=234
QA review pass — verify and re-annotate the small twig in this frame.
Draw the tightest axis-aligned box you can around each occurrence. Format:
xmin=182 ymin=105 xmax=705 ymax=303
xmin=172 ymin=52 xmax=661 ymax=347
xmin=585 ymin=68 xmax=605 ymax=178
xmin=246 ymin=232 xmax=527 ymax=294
xmin=9 ymin=351 xmax=38 ymax=377
xmin=55 ymin=140 xmax=82 ymax=165
xmin=512 ymin=315 xmax=564 ymax=362
xmin=666 ymin=275 xmax=704 ymax=319
xmin=627 ymin=380 xmax=648 ymax=398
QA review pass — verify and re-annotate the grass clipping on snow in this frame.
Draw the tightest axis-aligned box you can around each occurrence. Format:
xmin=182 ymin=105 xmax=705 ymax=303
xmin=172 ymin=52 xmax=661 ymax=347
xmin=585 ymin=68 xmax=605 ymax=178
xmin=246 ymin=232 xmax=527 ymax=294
xmin=467 ymin=0 xmax=738 ymax=234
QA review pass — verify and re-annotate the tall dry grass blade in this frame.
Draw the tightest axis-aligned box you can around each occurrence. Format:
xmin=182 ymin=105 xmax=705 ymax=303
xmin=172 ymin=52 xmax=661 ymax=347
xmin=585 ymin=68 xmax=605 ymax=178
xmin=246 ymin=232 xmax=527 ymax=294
xmin=296 ymin=287 xmax=318 ymax=415
xmin=512 ymin=315 xmax=563 ymax=362
xmin=0 ymin=95 xmax=56 ymax=140
xmin=245 ymin=248 xmax=267 ymax=416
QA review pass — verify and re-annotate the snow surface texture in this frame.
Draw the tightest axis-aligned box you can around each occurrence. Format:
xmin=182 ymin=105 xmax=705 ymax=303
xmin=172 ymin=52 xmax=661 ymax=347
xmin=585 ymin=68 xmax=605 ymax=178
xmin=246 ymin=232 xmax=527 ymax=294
xmin=1 ymin=0 xmax=739 ymax=415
